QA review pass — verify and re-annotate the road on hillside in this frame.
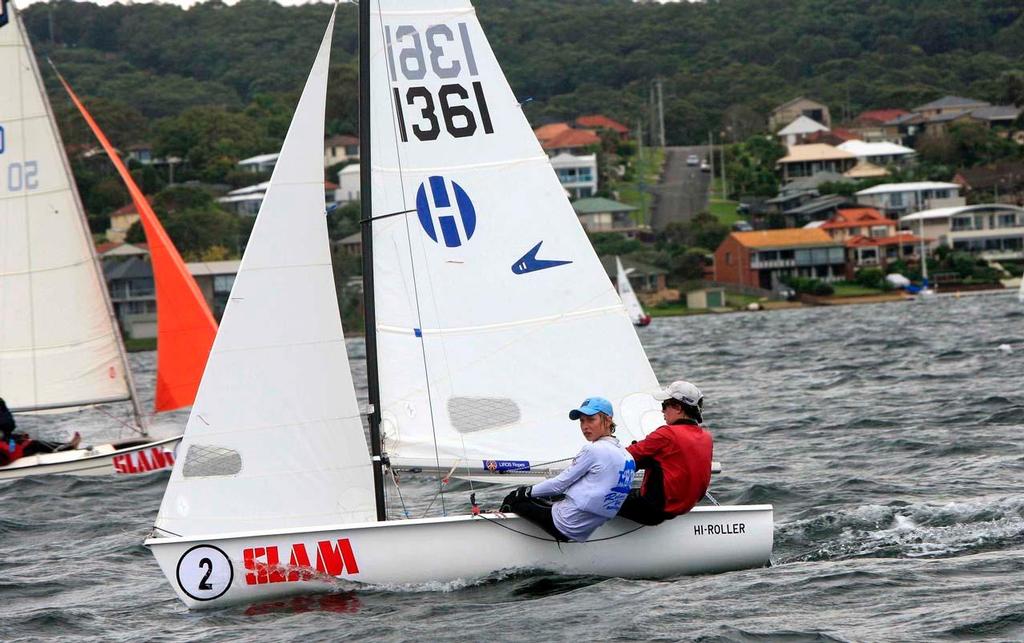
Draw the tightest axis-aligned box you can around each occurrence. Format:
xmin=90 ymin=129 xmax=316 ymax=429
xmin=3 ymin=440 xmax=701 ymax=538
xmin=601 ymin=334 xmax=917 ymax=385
xmin=648 ymin=145 xmax=712 ymax=231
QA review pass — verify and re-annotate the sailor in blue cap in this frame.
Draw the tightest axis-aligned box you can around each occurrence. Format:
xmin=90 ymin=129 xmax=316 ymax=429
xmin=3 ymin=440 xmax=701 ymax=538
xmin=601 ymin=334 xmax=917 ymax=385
xmin=501 ymin=396 xmax=635 ymax=542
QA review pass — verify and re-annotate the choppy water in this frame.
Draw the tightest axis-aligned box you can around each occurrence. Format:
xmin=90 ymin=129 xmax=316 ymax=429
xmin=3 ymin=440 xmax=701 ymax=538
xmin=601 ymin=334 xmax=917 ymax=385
xmin=3 ymin=294 xmax=1023 ymax=641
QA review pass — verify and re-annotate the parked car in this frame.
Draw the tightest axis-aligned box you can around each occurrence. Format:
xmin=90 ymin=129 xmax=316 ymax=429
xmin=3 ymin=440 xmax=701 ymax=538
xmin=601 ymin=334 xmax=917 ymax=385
xmin=700 ymin=160 xmax=710 ymax=172
xmin=686 ymin=154 xmax=700 ymax=166
xmin=732 ymin=220 xmax=754 ymax=232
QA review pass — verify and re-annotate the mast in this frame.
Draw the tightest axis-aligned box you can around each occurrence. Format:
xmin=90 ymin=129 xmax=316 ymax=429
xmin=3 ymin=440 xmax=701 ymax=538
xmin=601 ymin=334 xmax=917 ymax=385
xmin=17 ymin=7 xmax=146 ymax=433
xmin=359 ymin=0 xmax=387 ymax=521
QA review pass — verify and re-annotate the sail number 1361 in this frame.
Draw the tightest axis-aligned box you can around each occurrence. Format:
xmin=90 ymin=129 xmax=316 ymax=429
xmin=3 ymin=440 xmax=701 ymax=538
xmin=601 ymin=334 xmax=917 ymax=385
xmin=385 ymin=22 xmax=494 ymax=142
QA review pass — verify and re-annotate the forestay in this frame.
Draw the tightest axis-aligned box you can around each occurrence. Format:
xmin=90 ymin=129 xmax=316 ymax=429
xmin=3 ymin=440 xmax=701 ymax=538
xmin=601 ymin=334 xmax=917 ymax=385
xmin=154 ymin=8 xmax=377 ymax=538
xmin=369 ymin=0 xmax=662 ymax=473
xmin=616 ymin=257 xmax=647 ymax=325
xmin=0 ymin=1 xmax=131 ymax=413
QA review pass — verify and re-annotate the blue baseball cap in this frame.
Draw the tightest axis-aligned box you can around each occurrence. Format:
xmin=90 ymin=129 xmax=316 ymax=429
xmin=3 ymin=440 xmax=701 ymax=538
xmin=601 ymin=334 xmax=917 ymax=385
xmin=569 ymin=396 xmax=613 ymax=420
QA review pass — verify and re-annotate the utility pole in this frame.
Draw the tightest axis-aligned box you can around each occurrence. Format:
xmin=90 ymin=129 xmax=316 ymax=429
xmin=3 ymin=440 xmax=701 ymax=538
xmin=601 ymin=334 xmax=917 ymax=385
xmin=48 ymin=4 xmax=56 ymax=44
xmin=636 ymin=119 xmax=647 ymax=228
xmin=708 ymin=130 xmax=715 ymax=197
xmin=648 ymin=84 xmax=656 ymax=147
xmin=720 ymin=134 xmax=728 ymax=200
xmin=655 ymin=79 xmax=666 ymax=148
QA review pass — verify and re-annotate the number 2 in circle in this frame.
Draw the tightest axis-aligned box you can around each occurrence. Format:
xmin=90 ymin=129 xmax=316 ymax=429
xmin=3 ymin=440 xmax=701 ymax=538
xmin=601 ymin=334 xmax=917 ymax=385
xmin=198 ymin=557 xmax=214 ymax=590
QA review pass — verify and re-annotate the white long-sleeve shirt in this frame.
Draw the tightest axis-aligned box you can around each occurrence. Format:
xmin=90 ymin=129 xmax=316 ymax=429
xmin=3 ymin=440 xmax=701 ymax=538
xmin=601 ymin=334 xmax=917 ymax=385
xmin=531 ymin=436 xmax=635 ymax=542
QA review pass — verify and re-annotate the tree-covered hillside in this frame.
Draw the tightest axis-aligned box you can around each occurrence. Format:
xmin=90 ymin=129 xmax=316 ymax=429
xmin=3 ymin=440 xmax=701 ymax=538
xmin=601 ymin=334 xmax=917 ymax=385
xmin=23 ymin=0 xmax=1024 ymax=148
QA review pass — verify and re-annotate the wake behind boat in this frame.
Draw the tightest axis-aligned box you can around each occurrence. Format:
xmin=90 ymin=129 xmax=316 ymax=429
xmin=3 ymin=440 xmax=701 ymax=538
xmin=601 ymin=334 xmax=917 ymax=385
xmin=0 ymin=1 xmax=213 ymax=479
xmin=146 ymin=0 xmax=772 ymax=609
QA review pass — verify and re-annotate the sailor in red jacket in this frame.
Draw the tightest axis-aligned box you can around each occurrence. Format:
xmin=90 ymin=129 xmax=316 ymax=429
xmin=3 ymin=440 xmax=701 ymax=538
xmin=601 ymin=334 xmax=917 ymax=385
xmin=617 ymin=380 xmax=712 ymax=525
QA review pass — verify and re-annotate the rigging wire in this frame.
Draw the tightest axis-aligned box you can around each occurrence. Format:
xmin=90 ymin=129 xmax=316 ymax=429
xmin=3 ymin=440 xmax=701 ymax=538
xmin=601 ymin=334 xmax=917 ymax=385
xmin=374 ymin=0 xmax=447 ymax=517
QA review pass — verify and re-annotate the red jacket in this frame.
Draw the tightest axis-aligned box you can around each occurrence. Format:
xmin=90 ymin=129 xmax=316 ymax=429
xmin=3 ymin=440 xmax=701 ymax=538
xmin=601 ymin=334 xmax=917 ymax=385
xmin=626 ymin=420 xmax=712 ymax=516
xmin=0 ymin=436 xmax=29 ymax=467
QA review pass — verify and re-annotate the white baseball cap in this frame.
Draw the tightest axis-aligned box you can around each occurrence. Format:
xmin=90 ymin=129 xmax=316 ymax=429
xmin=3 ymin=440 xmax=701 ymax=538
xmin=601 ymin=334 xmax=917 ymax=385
xmin=653 ymin=380 xmax=704 ymax=407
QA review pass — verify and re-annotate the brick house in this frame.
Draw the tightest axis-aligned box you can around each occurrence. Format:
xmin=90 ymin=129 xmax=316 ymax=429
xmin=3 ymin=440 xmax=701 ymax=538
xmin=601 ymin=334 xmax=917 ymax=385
xmin=713 ymin=228 xmax=846 ymax=290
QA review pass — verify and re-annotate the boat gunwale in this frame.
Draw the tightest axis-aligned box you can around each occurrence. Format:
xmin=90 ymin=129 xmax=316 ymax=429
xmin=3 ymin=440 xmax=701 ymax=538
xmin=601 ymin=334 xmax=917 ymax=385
xmin=0 ymin=435 xmax=181 ymax=472
xmin=145 ymin=504 xmax=774 ymax=546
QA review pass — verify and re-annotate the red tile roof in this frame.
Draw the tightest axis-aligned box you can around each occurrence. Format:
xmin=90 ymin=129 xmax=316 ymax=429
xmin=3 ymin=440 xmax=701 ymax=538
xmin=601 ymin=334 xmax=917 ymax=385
xmin=856 ymin=109 xmax=910 ymax=125
xmin=575 ymin=114 xmax=630 ymax=134
xmin=324 ymin=180 xmax=338 ymax=190
xmin=541 ymin=127 xmax=601 ymax=150
xmin=731 ymin=228 xmax=836 ymax=249
xmin=111 ymin=202 xmax=142 ymax=217
xmin=325 ymin=134 xmax=359 ymax=147
xmin=533 ymin=122 xmax=572 ymax=143
xmin=821 ymin=207 xmax=894 ymax=229
xmin=845 ymin=232 xmax=922 ymax=247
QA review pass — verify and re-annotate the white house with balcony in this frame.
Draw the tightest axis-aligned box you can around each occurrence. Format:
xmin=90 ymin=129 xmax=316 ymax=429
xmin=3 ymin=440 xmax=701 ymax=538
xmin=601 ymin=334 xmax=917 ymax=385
xmin=855 ymin=181 xmax=964 ymax=216
xmin=901 ymin=204 xmax=1024 ymax=259
xmin=237 ymin=153 xmax=279 ymax=175
xmin=335 ymin=164 xmax=361 ymax=204
xmin=836 ymin=140 xmax=916 ymax=168
xmin=550 ymin=153 xmax=597 ymax=199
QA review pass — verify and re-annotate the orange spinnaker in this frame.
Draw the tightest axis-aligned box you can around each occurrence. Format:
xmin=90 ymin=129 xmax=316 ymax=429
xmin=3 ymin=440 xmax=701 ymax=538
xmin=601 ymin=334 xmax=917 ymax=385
xmin=55 ymin=70 xmax=218 ymax=414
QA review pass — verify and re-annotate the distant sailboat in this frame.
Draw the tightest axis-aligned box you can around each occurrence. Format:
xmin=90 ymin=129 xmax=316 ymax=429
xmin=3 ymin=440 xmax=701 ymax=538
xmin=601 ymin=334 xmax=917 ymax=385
xmin=616 ymin=256 xmax=652 ymax=326
xmin=146 ymin=2 xmax=771 ymax=609
xmin=0 ymin=0 xmax=184 ymax=479
xmin=51 ymin=65 xmax=218 ymax=414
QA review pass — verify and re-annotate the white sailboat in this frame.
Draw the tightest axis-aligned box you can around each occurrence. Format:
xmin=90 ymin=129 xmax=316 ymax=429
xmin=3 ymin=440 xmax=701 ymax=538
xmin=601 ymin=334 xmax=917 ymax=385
xmin=616 ymin=256 xmax=652 ymax=327
xmin=0 ymin=0 xmax=179 ymax=479
xmin=146 ymin=1 xmax=772 ymax=609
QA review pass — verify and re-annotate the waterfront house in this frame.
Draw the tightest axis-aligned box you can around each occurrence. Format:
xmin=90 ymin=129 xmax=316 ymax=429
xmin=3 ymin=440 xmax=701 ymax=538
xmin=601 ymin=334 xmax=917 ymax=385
xmin=769 ymin=97 xmax=831 ymax=130
xmin=781 ymin=194 xmax=850 ymax=227
xmin=103 ymin=256 xmax=240 ymax=337
xmin=324 ymin=134 xmax=359 ymax=167
xmin=819 ymin=208 xmax=924 ymax=273
xmin=551 ymin=152 xmax=598 ymax=198
xmin=913 ymin=96 xmax=991 ymax=120
xmin=855 ymin=181 xmax=964 ymax=217
xmin=776 ymin=144 xmax=856 ymax=181
xmin=573 ymin=197 xmax=643 ymax=236
xmin=713 ymin=228 xmax=846 ymax=290
xmin=901 ymin=204 xmax=1024 ymax=260
xmin=237 ymin=153 xmax=279 ymax=175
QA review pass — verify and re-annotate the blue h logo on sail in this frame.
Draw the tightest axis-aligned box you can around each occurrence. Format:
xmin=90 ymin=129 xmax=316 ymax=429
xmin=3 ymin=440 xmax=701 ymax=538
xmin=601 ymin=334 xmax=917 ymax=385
xmin=416 ymin=176 xmax=476 ymax=247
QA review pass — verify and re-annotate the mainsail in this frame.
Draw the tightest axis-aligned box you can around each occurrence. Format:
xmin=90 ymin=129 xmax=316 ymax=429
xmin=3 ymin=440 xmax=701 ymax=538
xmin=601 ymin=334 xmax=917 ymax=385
xmin=369 ymin=0 xmax=661 ymax=472
xmin=154 ymin=7 xmax=377 ymax=538
xmin=52 ymin=69 xmax=218 ymax=413
xmin=616 ymin=256 xmax=647 ymax=325
xmin=0 ymin=1 xmax=136 ymax=414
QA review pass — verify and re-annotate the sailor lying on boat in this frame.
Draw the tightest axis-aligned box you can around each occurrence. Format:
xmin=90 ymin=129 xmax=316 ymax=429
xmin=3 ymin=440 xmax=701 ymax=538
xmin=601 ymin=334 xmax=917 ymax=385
xmin=617 ymin=381 xmax=713 ymax=525
xmin=0 ymin=398 xmax=81 ymax=467
xmin=501 ymin=397 xmax=635 ymax=542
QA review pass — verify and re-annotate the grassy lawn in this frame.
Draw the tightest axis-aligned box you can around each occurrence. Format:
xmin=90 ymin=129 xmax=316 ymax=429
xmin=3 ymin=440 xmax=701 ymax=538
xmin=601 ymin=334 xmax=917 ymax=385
xmin=725 ymin=293 xmax=761 ymax=307
xmin=124 ymin=337 xmax=157 ymax=352
xmin=707 ymin=176 xmax=741 ymax=227
xmin=830 ymin=283 xmax=886 ymax=297
xmin=617 ymin=147 xmax=665 ymax=224
xmin=647 ymin=303 xmax=711 ymax=317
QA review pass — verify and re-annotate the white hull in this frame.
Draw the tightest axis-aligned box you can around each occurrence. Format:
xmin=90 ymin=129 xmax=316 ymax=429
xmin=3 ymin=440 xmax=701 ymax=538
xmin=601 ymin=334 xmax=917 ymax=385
xmin=0 ymin=436 xmax=180 ymax=480
xmin=147 ymin=504 xmax=773 ymax=609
